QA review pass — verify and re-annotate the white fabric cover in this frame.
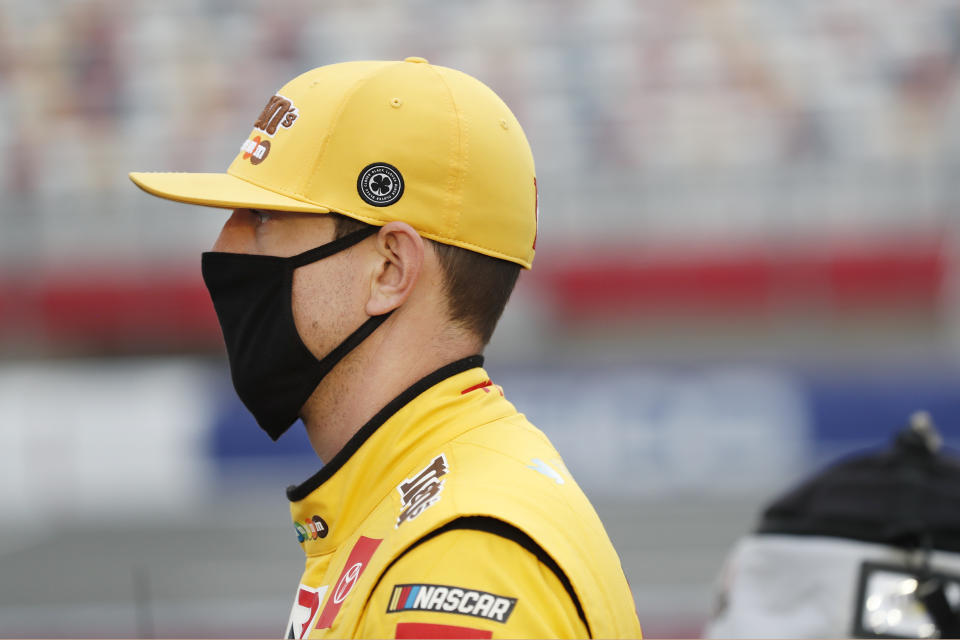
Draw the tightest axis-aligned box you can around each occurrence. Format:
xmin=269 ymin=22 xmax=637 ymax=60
xmin=704 ymin=534 xmax=960 ymax=639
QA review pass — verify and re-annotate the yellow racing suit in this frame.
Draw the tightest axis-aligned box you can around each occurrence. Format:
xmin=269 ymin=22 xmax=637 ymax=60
xmin=284 ymin=356 xmax=642 ymax=639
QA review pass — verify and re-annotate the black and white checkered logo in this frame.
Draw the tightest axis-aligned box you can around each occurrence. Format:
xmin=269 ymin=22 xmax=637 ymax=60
xmin=357 ymin=163 xmax=404 ymax=207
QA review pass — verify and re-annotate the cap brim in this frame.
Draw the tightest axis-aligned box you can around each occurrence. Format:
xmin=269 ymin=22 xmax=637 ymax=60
xmin=128 ymin=172 xmax=332 ymax=213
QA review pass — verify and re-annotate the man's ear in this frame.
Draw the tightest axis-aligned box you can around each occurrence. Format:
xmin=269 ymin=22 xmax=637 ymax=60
xmin=366 ymin=221 xmax=424 ymax=316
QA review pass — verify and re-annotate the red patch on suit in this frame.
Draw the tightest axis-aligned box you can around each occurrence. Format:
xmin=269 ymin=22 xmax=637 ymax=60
xmin=315 ymin=536 xmax=382 ymax=629
xmin=395 ymin=622 xmax=493 ymax=639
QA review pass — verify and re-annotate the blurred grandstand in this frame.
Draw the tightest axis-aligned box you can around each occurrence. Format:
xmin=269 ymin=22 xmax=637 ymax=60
xmin=2 ymin=1 xmax=960 ymax=637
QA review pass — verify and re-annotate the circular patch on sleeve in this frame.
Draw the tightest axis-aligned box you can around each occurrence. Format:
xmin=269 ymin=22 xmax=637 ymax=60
xmin=357 ymin=163 xmax=404 ymax=207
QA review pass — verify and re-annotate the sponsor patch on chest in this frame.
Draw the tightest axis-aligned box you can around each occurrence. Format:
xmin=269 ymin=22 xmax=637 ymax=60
xmin=386 ymin=583 xmax=517 ymax=623
xmin=314 ymin=536 xmax=383 ymax=630
xmin=286 ymin=584 xmax=328 ymax=639
xmin=396 ymin=454 xmax=449 ymax=528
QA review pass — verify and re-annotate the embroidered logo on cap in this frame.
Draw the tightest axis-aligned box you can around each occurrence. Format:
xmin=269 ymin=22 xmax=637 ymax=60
xmin=254 ymin=93 xmax=299 ymax=136
xmin=241 ymin=135 xmax=271 ymax=165
xmin=358 ymin=163 xmax=404 ymax=207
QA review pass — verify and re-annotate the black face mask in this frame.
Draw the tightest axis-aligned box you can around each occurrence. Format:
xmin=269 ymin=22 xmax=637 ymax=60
xmin=201 ymin=226 xmax=391 ymax=441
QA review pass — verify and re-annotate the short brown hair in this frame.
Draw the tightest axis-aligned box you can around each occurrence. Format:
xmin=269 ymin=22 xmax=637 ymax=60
xmin=333 ymin=214 xmax=520 ymax=345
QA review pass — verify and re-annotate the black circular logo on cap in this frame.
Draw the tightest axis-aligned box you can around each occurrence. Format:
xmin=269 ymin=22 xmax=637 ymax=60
xmin=357 ymin=163 xmax=404 ymax=207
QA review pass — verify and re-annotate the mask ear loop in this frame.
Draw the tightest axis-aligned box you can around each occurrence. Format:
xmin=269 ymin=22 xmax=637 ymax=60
xmin=311 ymin=310 xmax=394 ymax=376
xmin=289 ymin=225 xmax=380 ymax=268
xmin=281 ymin=224 xmax=382 ymax=356
xmin=279 ymin=223 xmax=395 ymax=436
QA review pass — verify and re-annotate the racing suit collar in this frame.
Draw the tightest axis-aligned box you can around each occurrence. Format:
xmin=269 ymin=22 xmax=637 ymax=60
xmin=286 ymin=355 xmax=517 ymax=555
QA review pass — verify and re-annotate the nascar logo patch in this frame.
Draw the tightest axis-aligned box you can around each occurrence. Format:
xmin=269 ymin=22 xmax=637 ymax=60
xmin=387 ymin=584 xmax=517 ymax=623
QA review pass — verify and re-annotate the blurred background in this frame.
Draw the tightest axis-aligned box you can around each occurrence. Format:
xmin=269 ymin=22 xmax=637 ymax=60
xmin=2 ymin=0 xmax=960 ymax=637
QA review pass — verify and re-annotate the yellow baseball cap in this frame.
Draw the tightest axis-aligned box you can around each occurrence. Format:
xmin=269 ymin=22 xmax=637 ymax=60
xmin=129 ymin=58 xmax=537 ymax=268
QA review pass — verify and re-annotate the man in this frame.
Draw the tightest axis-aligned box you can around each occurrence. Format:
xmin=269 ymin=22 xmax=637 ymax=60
xmin=130 ymin=58 xmax=641 ymax=639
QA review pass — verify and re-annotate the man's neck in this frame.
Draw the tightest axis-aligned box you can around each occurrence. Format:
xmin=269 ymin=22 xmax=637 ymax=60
xmin=299 ymin=321 xmax=481 ymax=463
